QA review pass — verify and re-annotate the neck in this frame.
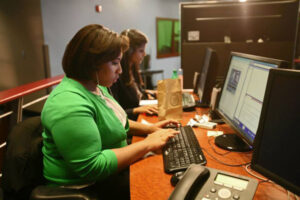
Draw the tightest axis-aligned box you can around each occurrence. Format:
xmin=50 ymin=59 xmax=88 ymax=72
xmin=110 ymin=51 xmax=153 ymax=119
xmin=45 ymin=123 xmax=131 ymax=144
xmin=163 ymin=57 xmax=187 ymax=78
xmin=77 ymin=79 xmax=100 ymax=95
xmin=129 ymin=61 xmax=134 ymax=69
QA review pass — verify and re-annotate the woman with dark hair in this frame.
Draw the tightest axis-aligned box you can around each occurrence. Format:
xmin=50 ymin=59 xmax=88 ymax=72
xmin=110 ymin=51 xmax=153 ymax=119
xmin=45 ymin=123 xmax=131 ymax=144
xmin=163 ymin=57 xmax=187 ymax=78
xmin=41 ymin=24 xmax=178 ymax=199
xmin=110 ymin=29 xmax=157 ymax=120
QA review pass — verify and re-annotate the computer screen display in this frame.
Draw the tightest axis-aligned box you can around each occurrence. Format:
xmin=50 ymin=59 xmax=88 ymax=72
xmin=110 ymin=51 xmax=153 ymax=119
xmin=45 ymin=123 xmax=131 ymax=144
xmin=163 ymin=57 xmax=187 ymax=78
xmin=251 ymin=68 xmax=300 ymax=195
xmin=216 ymin=52 xmax=288 ymax=151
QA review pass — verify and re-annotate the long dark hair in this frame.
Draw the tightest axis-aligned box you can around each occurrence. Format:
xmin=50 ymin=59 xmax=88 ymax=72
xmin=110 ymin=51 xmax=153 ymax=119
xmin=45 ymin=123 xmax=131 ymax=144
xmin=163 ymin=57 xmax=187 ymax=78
xmin=120 ymin=29 xmax=148 ymax=87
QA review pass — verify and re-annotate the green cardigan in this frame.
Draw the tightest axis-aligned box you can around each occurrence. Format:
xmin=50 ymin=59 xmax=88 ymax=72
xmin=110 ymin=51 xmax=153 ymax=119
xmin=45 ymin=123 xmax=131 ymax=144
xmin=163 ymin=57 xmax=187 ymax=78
xmin=41 ymin=76 xmax=129 ymax=185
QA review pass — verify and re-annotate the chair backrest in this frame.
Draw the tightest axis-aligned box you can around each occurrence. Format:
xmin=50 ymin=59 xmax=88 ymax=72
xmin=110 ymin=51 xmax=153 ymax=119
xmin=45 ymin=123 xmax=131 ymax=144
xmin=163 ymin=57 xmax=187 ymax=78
xmin=2 ymin=116 xmax=45 ymax=199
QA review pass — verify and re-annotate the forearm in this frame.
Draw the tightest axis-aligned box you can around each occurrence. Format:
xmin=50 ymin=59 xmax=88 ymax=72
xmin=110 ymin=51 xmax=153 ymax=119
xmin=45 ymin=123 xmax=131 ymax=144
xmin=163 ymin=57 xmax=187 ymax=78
xmin=113 ymin=127 xmax=179 ymax=171
xmin=112 ymin=140 xmax=150 ymax=171
xmin=128 ymin=120 xmax=158 ymax=136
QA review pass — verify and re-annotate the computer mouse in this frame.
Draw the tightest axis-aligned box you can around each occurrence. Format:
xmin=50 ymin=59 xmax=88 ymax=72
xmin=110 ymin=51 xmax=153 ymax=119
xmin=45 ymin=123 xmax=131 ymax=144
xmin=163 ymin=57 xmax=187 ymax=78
xmin=170 ymin=171 xmax=185 ymax=186
xmin=146 ymin=112 xmax=158 ymax=116
xmin=163 ymin=123 xmax=178 ymax=129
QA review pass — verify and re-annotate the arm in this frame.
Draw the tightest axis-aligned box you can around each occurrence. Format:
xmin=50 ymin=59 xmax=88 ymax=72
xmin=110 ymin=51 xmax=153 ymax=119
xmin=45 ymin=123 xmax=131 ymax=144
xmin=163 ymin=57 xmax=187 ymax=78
xmin=127 ymin=119 xmax=180 ymax=136
xmin=127 ymin=120 xmax=158 ymax=136
xmin=49 ymin=113 xmax=119 ymax=181
xmin=112 ymin=128 xmax=178 ymax=171
xmin=132 ymin=105 xmax=158 ymax=115
xmin=145 ymin=89 xmax=157 ymax=99
xmin=44 ymin=93 xmax=122 ymax=182
xmin=124 ymin=108 xmax=138 ymax=120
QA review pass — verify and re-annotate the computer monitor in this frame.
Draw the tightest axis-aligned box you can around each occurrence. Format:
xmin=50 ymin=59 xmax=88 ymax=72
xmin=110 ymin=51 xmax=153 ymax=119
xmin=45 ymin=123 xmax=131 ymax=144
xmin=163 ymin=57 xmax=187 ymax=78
xmin=215 ymin=52 xmax=288 ymax=152
xmin=251 ymin=68 xmax=300 ymax=195
xmin=196 ymin=47 xmax=219 ymax=107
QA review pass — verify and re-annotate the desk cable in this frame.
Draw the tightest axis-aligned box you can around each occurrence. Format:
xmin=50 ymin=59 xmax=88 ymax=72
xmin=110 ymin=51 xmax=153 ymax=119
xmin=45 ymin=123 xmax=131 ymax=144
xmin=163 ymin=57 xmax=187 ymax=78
xmin=202 ymin=148 xmax=250 ymax=167
xmin=288 ymin=191 xmax=299 ymax=200
xmin=289 ymin=191 xmax=299 ymax=200
xmin=244 ymin=164 xmax=300 ymax=200
xmin=243 ymin=164 xmax=272 ymax=193
xmin=243 ymin=164 xmax=268 ymax=182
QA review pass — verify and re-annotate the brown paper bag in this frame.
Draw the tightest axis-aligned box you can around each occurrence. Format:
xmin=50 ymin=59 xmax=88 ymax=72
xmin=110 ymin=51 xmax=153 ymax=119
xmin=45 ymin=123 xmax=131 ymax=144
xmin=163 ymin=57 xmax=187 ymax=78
xmin=157 ymin=78 xmax=182 ymax=121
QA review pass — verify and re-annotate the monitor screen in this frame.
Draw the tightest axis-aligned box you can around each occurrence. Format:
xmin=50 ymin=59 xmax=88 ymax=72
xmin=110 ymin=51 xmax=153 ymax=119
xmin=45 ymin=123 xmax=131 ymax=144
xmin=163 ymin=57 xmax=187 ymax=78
xmin=251 ymin=68 xmax=300 ymax=195
xmin=215 ymin=52 xmax=288 ymax=151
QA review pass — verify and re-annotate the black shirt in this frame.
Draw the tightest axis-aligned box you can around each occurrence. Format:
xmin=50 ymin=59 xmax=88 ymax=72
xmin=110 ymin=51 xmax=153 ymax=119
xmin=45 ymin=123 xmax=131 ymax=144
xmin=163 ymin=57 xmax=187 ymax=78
xmin=110 ymin=79 xmax=146 ymax=120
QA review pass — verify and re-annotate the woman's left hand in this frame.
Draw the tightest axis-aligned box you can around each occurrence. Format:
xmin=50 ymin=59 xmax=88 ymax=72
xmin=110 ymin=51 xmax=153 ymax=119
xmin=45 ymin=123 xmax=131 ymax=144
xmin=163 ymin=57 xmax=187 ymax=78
xmin=153 ymin=120 xmax=179 ymax=129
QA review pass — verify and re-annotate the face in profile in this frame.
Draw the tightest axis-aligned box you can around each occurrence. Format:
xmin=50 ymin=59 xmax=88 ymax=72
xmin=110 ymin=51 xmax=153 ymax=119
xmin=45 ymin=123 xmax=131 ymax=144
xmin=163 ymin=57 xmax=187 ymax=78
xmin=130 ymin=44 xmax=146 ymax=66
xmin=96 ymin=53 xmax=123 ymax=87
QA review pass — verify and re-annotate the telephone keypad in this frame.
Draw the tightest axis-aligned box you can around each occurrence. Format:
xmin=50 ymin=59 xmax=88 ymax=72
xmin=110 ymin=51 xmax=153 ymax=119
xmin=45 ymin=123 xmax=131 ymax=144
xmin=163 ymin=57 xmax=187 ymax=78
xmin=205 ymin=187 xmax=242 ymax=200
xmin=210 ymin=188 xmax=217 ymax=193
xmin=218 ymin=188 xmax=231 ymax=199
xmin=233 ymin=194 xmax=240 ymax=199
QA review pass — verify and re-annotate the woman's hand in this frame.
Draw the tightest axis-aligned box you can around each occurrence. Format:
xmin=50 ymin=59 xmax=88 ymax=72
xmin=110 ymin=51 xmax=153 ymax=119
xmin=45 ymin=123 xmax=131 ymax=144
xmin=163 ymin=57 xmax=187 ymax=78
xmin=142 ymin=129 xmax=179 ymax=151
xmin=153 ymin=119 xmax=180 ymax=129
xmin=145 ymin=90 xmax=157 ymax=100
xmin=133 ymin=105 xmax=158 ymax=115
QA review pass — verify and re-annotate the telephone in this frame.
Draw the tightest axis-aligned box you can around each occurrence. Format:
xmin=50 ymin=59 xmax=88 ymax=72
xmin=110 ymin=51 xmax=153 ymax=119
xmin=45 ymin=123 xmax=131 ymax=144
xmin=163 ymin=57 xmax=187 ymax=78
xmin=168 ymin=164 xmax=258 ymax=200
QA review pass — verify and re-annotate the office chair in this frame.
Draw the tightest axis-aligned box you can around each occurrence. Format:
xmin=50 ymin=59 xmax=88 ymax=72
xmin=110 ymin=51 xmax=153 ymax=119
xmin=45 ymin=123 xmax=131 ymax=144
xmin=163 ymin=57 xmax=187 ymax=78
xmin=1 ymin=116 xmax=98 ymax=200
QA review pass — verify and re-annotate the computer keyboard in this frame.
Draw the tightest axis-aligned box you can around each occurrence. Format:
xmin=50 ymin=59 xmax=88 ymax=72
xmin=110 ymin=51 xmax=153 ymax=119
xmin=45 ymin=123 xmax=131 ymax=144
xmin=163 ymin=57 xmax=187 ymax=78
xmin=182 ymin=92 xmax=196 ymax=111
xmin=162 ymin=126 xmax=207 ymax=174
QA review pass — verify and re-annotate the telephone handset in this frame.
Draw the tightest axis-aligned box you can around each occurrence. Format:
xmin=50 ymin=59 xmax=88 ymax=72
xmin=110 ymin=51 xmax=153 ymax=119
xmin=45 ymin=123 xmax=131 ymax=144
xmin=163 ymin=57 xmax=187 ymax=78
xmin=169 ymin=164 xmax=258 ymax=200
xmin=169 ymin=164 xmax=210 ymax=200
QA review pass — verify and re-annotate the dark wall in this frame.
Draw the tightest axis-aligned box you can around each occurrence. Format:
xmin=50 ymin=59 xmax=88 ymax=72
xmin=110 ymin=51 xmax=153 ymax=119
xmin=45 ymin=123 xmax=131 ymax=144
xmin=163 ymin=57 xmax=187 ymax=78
xmin=180 ymin=0 xmax=299 ymax=88
xmin=0 ymin=0 xmax=48 ymax=109
xmin=0 ymin=0 xmax=47 ymax=90
xmin=182 ymin=41 xmax=294 ymax=88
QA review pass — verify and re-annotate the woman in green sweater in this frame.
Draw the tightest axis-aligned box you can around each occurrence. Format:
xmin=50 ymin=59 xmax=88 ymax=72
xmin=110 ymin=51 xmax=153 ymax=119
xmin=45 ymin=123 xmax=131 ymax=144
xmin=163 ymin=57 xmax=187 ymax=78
xmin=41 ymin=24 xmax=178 ymax=199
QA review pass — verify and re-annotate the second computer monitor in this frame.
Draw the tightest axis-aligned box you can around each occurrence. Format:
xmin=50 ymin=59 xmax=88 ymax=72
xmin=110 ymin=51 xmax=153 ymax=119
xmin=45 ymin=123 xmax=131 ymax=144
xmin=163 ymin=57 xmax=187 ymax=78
xmin=215 ymin=52 xmax=288 ymax=152
xmin=196 ymin=47 xmax=219 ymax=107
xmin=251 ymin=68 xmax=300 ymax=195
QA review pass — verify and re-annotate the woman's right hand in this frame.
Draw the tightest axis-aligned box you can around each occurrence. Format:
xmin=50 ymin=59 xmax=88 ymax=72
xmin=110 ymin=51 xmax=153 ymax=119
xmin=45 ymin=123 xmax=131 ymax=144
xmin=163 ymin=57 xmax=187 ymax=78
xmin=142 ymin=128 xmax=179 ymax=152
xmin=133 ymin=105 xmax=158 ymax=115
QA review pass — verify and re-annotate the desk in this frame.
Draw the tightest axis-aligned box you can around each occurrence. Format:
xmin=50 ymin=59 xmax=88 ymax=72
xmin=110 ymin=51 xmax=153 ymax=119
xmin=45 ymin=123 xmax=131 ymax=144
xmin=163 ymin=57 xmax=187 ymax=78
xmin=130 ymin=108 xmax=291 ymax=200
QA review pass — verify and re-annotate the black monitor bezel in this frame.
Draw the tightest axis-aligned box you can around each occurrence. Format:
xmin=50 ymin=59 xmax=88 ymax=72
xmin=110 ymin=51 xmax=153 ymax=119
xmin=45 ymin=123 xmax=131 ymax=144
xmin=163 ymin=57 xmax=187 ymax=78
xmin=251 ymin=68 xmax=300 ymax=195
xmin=215 ymin=51 xmax=289 ymax=147
xmin=196 ymin=47 xmax=218 ymax=106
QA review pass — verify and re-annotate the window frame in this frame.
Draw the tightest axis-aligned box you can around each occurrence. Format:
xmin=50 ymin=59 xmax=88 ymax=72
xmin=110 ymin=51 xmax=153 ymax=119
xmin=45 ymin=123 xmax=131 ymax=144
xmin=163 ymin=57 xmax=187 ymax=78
xmin=156 ymin=17 xmax=180 ymax=59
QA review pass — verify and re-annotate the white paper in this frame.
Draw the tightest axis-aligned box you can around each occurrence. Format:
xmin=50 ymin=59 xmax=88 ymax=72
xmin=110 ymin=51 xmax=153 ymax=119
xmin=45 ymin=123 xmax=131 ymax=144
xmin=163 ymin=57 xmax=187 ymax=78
xmin=139 ymin=100 xmax=158 ymax=106
xmin=188 ymin=31 xmax=200 ymax=41
xmin=182 ymin=89 xmax=194 ymax=93
xmin=207 ymin=131 xmax=223 ymax=137
xmin=141 ymin=119 xmax=152 ymax=125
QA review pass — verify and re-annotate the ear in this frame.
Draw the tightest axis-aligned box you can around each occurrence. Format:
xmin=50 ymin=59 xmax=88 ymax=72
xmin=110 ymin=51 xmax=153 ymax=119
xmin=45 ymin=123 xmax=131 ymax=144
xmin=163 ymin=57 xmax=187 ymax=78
xmin=127 ymin=47 xmax=134 ymax=56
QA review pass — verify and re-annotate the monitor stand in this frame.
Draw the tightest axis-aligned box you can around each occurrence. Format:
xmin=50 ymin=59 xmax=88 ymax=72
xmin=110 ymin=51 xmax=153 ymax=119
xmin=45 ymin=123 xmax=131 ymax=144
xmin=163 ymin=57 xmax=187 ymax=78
xmin=208 ymin=109 xmax=225 ymax=124
xmin=196 ymin=100 xmax=209 ymax=108
xmin=215 ymin=134 xmax=252 ymax=152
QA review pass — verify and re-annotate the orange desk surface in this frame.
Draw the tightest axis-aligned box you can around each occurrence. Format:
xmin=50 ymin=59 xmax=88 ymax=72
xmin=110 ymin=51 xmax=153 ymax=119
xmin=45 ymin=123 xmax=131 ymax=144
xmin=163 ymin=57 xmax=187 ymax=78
xmin=130 ymin=108 xmax=293 ymax=200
